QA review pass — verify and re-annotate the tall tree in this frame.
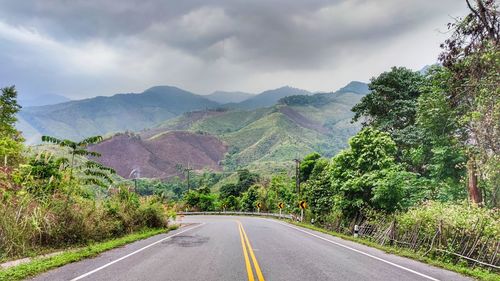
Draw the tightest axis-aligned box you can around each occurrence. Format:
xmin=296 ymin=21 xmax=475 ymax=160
xmin=439 ymin=0 xmax=499 ymax=205
xmin=0 ymin=86 xmax=23 ymax=166
xmin=351 ymin=67 xmax=425 ymax=167
xmin=0 ymin=86 xmax=21 ymax=138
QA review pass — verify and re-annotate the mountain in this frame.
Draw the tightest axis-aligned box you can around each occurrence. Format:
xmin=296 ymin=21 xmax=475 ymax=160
xmin=205 ymin=91 xmax=254 ymax=104
xmin=335 ymin=81 xmax=370 ymax=95
xmin=133 ymin=82 xmax=367 ymax=175
xmin=228 ymin=86 xmax=312 ymax=110
xmin=18 ymin=86 xmax=219 ymax=142
xmin=19 ymin=94 xmax=70 ymax=107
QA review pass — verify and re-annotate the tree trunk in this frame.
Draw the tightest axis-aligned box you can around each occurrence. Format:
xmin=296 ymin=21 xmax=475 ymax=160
xmin=467 ymin=159 xmax=483 ymax=204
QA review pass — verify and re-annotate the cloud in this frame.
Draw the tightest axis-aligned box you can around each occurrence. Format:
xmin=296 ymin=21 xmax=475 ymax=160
xmin=0 ymin=0 xmax=467 ymax=99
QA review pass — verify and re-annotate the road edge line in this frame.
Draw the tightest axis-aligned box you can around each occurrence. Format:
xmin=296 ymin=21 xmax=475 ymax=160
xmin=269 ymin=220 xmax=440 ymax=281
xmin=70 ymin=223 xmax=205 ymax=281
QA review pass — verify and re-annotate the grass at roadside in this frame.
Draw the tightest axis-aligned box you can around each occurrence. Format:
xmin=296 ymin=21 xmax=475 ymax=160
xmin=0 ymin=225 xmax=179 ymax=281
xmin=288 ymin=221 xmax=498 ymax=281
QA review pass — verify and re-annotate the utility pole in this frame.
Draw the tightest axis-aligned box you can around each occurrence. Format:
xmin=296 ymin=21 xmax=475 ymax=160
xmin=293 ymin=158 xmax=301 ymax=196
xmin=185 ymin=163 xmax=193 ymax=191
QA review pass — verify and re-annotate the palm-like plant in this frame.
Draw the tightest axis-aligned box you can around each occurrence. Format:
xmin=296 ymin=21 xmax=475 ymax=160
xmin=84 ymin=160 xmax=116 ymax=188
xmin=41 ymin=135 xmax=103 ymax=180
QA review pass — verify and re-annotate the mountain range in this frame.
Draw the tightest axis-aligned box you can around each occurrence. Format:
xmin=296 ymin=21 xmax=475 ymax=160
xmin=17 ymin=81 xmax=370 ymax=179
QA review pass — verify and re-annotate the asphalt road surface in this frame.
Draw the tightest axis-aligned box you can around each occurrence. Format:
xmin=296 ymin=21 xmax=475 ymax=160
xmin=29 ymin=216 xmax=473 ymax=281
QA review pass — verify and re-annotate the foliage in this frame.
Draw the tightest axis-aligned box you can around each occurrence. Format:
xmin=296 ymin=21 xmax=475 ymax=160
xmin=182 ymin=188 xmax=217 ymax=211
xmin=352 ymin=67 xmax=425 ymax=155
xmin=237 ymin=169 xmax=259 ymax=192
xmin=0 ymin=186 xmax=168 ymax=260
xmin=438 ymin=0 xmax=499 ymax=206
xmin=328 ymin=127 xmax=426 ymax=217
xmin=304 ymin=159 xmax=333 ymax=222
xmin=240 ymin=185 xmax=260 ymax=211
xmin=299 ymin=152 xmax=321 ymax=182
xmin=0 ymin=86 xmax=21 ymax=139
xmin=278 ymin=94 xmax=328 ymax=107
xmin=41 ymin=135 xmax=115 ymax=188
xmin=0 ymin=86 xmax=23 ymax=167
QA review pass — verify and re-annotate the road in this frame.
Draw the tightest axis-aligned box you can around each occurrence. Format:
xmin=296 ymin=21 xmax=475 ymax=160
xmin=29 ymin=216 xmax=473 ymax=281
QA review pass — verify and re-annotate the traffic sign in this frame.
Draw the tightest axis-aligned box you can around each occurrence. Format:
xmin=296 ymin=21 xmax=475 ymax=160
xmin=256 ymin=202 xmax=262 ymax=209
xmin=299 ymin=201 xmax=307 ymax=209
xmin=278 ymin=202 xmax=285 ymax=209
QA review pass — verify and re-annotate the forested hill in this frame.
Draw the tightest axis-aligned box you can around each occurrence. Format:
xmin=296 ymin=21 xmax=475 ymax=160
xmin=89 ymin=88 xmax=367 ymax=179
xmin=17 ymin=82 xmax=367 ymax=144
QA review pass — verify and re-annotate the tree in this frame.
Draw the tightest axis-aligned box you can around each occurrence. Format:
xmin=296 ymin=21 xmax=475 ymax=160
xmin=237 ymin=169 xmax=259 ymax=193
xmin=352 ymin=67 xmax=425 ymax=165
xmin=299 ymin=152 xmax=321 ymax=182
xmin=0 ymin=86 xmax=21 ymax=138
xmin=329 ymin=128 xmax=420 ymax=217
xmin=240 ymin=185 xmax=259 ymax=211
xmin=438 ymin=0 xmax=499 ymax=205
xmin=304 ymin=159 xmax=333 ymax=222
xmin=411 ymin=67 xmax=468 ymax=200
xmin=0 ymin=86 xmax=23 ymax=166
xmin=219 ymin=183 xmax=240 ymax=199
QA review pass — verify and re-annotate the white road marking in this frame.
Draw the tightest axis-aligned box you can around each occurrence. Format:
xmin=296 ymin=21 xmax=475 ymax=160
xmin=270 ymin=220 xmax=440 ymax=281
xmin=70 ymin=223 xmax=205 ymax=281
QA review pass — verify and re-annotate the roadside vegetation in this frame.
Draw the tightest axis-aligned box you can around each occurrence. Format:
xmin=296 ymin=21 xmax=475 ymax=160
xmin=0 ymin=87 xmax=172 ymax=263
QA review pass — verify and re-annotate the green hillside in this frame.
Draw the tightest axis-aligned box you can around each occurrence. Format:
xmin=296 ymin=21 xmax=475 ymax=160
xmin=18 ymin=86 xmax=219 ymax=142
xmin=159 ymin=90 xmax=365 ymax=172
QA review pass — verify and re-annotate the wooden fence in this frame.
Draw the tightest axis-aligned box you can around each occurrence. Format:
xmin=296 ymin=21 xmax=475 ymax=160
xmin=356 ymin=218 xmax=499 ymax=271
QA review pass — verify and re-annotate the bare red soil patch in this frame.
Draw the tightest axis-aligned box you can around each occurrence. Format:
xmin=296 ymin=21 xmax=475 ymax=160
xmin=90 ymin=131 xmax=227 ymax=179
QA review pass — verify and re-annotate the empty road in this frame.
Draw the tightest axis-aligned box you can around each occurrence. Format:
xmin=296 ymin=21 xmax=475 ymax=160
xmin=29 ymin=216 xmax=472 ymax=281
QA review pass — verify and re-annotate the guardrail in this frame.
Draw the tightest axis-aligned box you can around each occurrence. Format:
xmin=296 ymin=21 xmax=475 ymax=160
xmin=178 ymin=211 xmax=293 ymax=220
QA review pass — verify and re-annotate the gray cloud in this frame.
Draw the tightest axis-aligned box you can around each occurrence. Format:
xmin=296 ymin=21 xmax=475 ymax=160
xmin=0 ymin=0 xmax=467 ymax=99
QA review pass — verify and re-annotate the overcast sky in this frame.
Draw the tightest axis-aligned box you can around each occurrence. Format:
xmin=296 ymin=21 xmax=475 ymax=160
xmin=0 ymin=0 xmax=467 ymax=99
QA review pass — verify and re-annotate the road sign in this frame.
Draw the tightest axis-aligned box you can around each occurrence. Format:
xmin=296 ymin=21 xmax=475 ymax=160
xmin=278 ymin=202 xmax=284 ymax=209
xmin=299 ymin=200 xmax=307 ymax=209
xmin=256 ymin=202 xmax=262 ymax=209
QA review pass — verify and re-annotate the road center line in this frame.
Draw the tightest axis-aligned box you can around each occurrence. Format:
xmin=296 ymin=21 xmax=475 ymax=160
xmin=239 ymin=222 xmax=265 ymax=281
xmin=270 ymin=220 xmax=440 ymax=281
xmin=238 ymin=223 xmax=255 ymax=281
xmin=70 ymin=223 xmax=205 ymax=281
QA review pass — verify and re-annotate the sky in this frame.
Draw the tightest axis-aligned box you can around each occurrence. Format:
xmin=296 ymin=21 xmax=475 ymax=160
xmin=0 ymin=0 xmax=468 ymax=100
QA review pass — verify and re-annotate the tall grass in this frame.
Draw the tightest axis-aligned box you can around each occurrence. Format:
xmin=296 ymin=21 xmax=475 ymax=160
xmin=0 ymin=187 xmax=168 ymax=260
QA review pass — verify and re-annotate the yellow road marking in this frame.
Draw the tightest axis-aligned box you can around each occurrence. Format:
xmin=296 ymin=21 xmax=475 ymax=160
xmin=240 ymin=223 xmax=265 ymax=281
xmin=238 ymin=222 xmax=255 ymax=281
xmin=237 ymin=221 xmax=265 ymax=281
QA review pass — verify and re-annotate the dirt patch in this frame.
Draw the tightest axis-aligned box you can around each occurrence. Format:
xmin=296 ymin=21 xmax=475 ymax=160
xmin=90 ymin=131 xmax=227 ymax=179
